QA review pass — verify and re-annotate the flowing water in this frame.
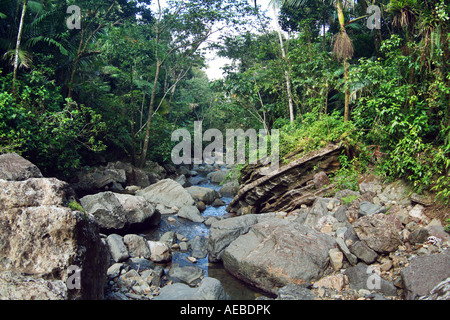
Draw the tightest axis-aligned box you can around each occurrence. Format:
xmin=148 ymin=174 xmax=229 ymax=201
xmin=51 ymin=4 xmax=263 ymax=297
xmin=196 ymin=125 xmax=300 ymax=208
xmin=143 ymin=177 xmax=268 ymax=300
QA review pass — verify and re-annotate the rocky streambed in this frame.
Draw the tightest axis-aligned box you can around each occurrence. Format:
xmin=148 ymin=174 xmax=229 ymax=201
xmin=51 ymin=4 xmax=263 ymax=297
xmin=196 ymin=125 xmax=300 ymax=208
xmin=1 ymin=150 xmax=449 ymax=300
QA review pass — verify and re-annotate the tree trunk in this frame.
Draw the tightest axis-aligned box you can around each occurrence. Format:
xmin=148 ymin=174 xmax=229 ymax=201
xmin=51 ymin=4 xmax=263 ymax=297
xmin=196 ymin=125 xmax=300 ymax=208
xmin=12 ymin=0 xmax=28 ymax=94
xmin=130 ymin=67 xmax=136 ymax=166
xmin=138 ymin=58 xmax=160 ymax=168
xmin=273 ymin=5 xmax=295 ymax=123
xmin=344 ymin=59 xmax=350 ymax=122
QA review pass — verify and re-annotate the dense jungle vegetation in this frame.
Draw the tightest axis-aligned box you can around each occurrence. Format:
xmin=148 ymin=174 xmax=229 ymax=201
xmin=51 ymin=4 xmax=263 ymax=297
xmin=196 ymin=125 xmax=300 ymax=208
xmin=0 ymin=0 xmax=449 ymax=204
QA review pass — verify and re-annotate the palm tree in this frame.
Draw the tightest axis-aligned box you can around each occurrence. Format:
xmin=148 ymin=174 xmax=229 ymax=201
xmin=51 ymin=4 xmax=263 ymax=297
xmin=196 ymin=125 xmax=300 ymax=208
xmin=267 ymin=0 xmax=355 ymax=121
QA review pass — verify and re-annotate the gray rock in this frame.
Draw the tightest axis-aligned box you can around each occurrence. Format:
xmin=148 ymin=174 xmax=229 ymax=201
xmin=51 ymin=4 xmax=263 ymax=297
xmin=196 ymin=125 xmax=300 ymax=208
xmin=185 ymin=186 xmax=220 ymax=205
xmin=358 ymin=201 xmax=386 ymax=217
xmin=177 ymin=205 xmax=204 ymax=223
xmin=276 ymin=284 xmax=317 ymax=300
xmin=114 ymin=193 xmax=160 ymax=231
xmin=344 ymin=263 xmax=397 ymax=296
xmin=303 ymin=198 xmax=330 ymax=231
xmin=0 ymin=177 xmax=107 ymax=300
xmin=168 ymin=265 xmax=204 ymax=287
xmin=353 ymin=214 xmax=402 ymax=253
xmin=137 ymin=179 xmax=195 ymax=209
xmin=222 ymin=218 xmax=336 ymax=294
xmin=107 ymin=234 xmax=130 ymax=262
xmin=159 ymin=231 xmax=176 ymax=244
xmin=401 ymin=249 xmax=450 ymax=300
xmin=208 ymin=214 xmax=260 ymax=262
xmin=350 ymin=240 xmax=378 ymax=264
xmin=189 ymin=235 xmax=208 ymax=259
xmin=0 ymin=153 xmax=43 ymax=181
xmin=211 ymin=198 xmax=226 ymax=207
xmin=408 ymin=228 xmax=430 ymax=245
xmin=207 ymin=169 xmax=230 ymax=184
xmin=219 ymin=180 xmax=239 ymax=197
xmin=123 ymin=234 xmax=151 ymax=259
xmin=125 ymin=258 xmax=155 ymax=272
xmin=420 ymin=277 xmax=450 ymax=300
xmin=80 ymin=192 xmax=127 ymax=232
xmin=107 ymin=263 xmax=126 ymax=278
xmin=334 ymin=205 xmax=349 ymax=223
xmin=154 ymin=277 xmax=228 ymax=300
xmin=147 ymin=241 xmax=171 ymax=263
xmin=336 ymin=237 xmax=358 ymax=266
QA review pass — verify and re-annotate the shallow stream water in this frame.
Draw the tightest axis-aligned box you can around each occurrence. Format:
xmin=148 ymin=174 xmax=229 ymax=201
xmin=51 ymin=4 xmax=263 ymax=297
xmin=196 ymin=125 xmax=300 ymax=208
xmin=143 ymin=178 xmax=268 ymax=300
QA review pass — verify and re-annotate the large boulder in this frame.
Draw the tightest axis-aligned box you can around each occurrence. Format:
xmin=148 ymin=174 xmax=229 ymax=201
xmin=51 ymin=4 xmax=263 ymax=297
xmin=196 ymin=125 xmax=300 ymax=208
xmin=401 ymin=249 xmax=450 ymax=300
xmin=353 ymin=214 xmax=402 ymax=253
xmin=0 ymin=152 xmax=43 ymax=181
xmin=0 ymin=177 xmax=107 ymax=300
xmin=207 ymin=169 xmax=230 ymax=184
xmin=208 ymin=214 xmax=260 ymax=262
xmin=185 ymin=186 xmax=220 ymax=205
xmin=177 ymin=205 xmax=204 ymax=223
xmin=222 ymin=218 xmax=336 ymax=294
xmin=137 ymin=179 xmax=195 ymax=209
xmin=72 ymin=166 xmax=127 ymax=195
xmin=114 ymin=193 xmax=161 ymax=231
xmin=80 ymin=192 xmax=160 ymax=233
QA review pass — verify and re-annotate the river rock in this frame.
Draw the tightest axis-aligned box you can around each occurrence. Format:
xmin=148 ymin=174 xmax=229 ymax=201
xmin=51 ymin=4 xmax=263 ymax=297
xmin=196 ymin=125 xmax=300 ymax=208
xmin=73 ymin=166 xmax=127 ymax=195
xmin=219 ymin=180 xmax=239 ymax=197
xmin=189 ymin=235 xmax=209 ymax=259
xmin=208 ymin=169 xmax=230 ymax=184
xmin=107 ymin=234 xmax=130 ymax=262
xmin=401 ymin=249 xmax=450 ymax=300
xmin=276 ymin=284 xmax=317 ymax=300
xmin=227 ymin=144 xmax=343 ymax=214
xmin=358 ymin=201 xmax=386 ymax=217
xmin=137 ymin=179 xmax=195 ymax=209
xmin=114 ymin=193 xmax=160 ymax=230
xmin=208 ymin=214 xmax=260 ymax=262
xmin=177 ymin=205 xmax=204 ymax=223
xmin=0 ymin=177 xmax=107 ymax=300
xmin=0 ymin=152 xmax=43 ymax=180
xmin=106 ymin=161 xmax=151 ymax=188
xmin=80 ymin=192 xmax=127 ymax=232
xmin=302 ymin=197 xmax=330 ymax=230
xmin=168 ymin=265 xmax=204 ymax=287
xmin=80 ymin=192 xmax=160 ymax=233
xmin=185 ymin=186 xmax=220 ymax=205
xmin=154 ymin=277 xmax=228 ymax=300
xmin=147 ymin=241 xmax=172 ymax=263
xmin=222 ymin=218 xmax=336 ymax=294
xmin=344 ymin=263 xmax=397 ymax=296
xmin=353 ymin=214 xmax=402 ymax=253
xmin=350 ymin=240 xmax=378 ymax=264
xmin=123 ymin=234 xmax=151 ymax=259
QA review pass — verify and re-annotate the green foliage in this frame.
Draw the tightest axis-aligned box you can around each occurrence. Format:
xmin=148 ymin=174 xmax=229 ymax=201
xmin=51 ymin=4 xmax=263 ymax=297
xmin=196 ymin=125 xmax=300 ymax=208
xmin=278 ymin=111 xmax=356 ymax=162
xmin=445 ymin=218 xmax=450 ymax=234
xmin=0 ymin=69 xmax=106 ymax=178
xmin=68 ymin=201 xmax=86 ymax=214
xmin=332 ymin=153 xmax=360 ymax=192
xmin=341 ymin=193 xmax=360 ymax=205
